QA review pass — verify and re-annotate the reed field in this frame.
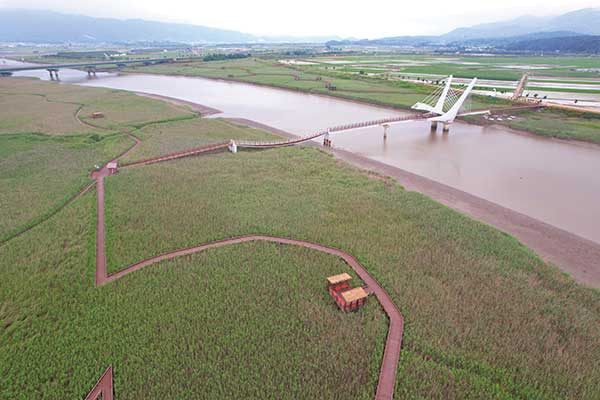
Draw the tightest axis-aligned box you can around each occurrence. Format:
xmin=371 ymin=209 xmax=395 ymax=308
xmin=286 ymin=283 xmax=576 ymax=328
xmin=0 ymin=193 xmax=387 ymax=399
xmin=0 ymin=132 xmax=130 ymax=240
xmin=0 ymin=79 xmax=197 ymax=243
xmin=1 ymin=77 xmax=599 ymax=399
xmin=119 ymin=118 xmax=275 ymax=164
xmin=0 ymin=78 xmax=195 ymax=135
xmin=103 ymin=145 xmax=600 ymax=399
xmin=467 ymin=108 xmax=600 ymax=143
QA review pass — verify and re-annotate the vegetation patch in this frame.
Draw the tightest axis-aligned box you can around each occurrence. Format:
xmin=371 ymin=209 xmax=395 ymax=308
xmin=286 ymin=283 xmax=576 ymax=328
xmin=0 ymin=132 xmax=131 ymax=241
xmin=120 ymin=117 xmax=276 ymax=164
xmin=103 ymin=145 xmax=600 ymax=398
xmin=0 ymin=194 xmax=387 ymax=399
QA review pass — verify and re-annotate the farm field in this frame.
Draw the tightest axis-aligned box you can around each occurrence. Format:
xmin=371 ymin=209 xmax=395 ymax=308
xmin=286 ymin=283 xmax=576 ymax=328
xmin=129 ymin=57 xmax=600 ymax=144
xmin=467 ymin=108 xmax=600 ymax=143
xmin=2 ymin=77 xmax=600 ymax=399
xmin=308 ymin=54 xmax=600 ymax=80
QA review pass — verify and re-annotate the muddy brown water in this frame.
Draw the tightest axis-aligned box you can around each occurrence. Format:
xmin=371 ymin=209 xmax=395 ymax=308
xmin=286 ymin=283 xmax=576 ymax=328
xmin=6 ymin=64 xmax=600 ymax=245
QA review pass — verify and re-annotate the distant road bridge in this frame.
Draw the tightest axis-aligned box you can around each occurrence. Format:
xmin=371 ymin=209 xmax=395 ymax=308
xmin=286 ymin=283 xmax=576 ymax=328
xmin=0 ymin=57 xmax=174 ymax=79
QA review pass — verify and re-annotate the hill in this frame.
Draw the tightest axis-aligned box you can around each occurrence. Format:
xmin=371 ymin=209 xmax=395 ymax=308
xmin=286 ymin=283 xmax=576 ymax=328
xmin=443 ymin=8 xmax=600 ymax=41
xmin=0 ymin=9 xmax=340 ymax=44
xmin=506 ymin=35 xmax=600 ymax=53
xmin=0 ymin=9 xmax=257 ymax=43
xmin=327 ymin=8 xmax=600 ymax=51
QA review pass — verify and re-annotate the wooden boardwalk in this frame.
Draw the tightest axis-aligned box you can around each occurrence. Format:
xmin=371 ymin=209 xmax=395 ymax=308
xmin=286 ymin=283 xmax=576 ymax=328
xmin=89 ymin=138 xmax=406 ymax=399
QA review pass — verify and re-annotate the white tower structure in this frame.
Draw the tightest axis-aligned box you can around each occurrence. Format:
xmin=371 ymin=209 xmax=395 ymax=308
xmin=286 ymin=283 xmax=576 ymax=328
xmin=411 ymin=75 xmax=454 ymax=115
xmin=428 ymin=78 xmax=478 ymax=132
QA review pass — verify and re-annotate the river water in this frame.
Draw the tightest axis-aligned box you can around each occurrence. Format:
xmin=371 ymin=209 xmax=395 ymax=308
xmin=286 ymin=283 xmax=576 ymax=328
xmin=5 ymin=62 xmax=600 ymax=244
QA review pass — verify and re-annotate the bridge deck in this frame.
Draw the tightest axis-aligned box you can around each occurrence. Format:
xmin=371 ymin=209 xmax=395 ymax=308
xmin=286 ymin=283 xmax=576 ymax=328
xmin=238 ymin=113 xmax=431 ymax=149
xmin=0 ymin=58 xmax=173 ymax=73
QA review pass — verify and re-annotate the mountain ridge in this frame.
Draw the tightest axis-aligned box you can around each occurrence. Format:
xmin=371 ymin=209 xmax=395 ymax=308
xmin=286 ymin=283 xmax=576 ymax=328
xmin=327 ymin=8 xmax=600 ymax=49
xmin=0 ymin=9 xmax=340 ymax=44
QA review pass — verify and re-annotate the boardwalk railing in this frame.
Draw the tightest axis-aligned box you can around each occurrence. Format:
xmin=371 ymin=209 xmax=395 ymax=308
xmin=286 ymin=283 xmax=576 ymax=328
xmin=238 ymin=113 xmax=430 ymax=149
xmin=121 ymin=142 xmax=229 ymax=168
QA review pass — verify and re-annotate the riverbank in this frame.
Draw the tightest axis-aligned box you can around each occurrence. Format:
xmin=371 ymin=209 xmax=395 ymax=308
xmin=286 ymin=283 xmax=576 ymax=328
xmin=143 ymin=92 xmax=600 ymax=288
xmin=134 ymin=92 xmax=222 ymax=115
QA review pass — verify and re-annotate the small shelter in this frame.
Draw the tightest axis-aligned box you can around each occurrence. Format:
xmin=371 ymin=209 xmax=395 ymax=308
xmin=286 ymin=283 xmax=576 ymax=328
xmin=106 ymin=162 xmax=118 ymax=175
xmin=326 ymin=273 xmax=368 ymax=312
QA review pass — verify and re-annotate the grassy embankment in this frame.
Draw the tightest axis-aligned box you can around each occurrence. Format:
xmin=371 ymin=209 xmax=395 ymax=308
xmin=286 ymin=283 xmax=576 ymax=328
xmin=129 ymin=58 xmax=600 ymax=144
xmin=0 ymin=77 xmax=194 ymax=242
xmin=466 ymin=108 xmax=600 ymax=144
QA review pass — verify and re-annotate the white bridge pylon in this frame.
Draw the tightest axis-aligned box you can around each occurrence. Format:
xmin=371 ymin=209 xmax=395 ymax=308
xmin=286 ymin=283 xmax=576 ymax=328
xmin=237 ymin=75 xmax=480 ymax=149
xmin=428 ymin=77 xmax=478 ymax=125
xmin=411 ymin=75 xmax=454 ymax=115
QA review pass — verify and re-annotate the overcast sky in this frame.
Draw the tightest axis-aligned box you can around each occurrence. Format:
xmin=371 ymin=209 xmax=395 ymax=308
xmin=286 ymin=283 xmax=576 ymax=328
xmin=1 ymin=0 xmax=599 ymax=38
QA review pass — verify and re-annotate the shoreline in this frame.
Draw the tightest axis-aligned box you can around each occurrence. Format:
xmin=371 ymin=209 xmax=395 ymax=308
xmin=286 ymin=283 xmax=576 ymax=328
xmin=140 ymin=92 xmax=600 ymax=288
xmin=134 ymin=91 xmax=222 ymax=115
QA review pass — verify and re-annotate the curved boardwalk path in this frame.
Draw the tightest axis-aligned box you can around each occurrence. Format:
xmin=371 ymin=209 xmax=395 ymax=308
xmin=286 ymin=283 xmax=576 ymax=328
xmin=91 ymin=138 xmax=405 ymax=398
xmin=85 ymin=366 xmax=113 ymax=400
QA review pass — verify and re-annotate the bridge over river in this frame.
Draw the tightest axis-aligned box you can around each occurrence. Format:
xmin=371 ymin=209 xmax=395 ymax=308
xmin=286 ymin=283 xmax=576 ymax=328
xmin=0 ymin=57 xmax=174 ymax=79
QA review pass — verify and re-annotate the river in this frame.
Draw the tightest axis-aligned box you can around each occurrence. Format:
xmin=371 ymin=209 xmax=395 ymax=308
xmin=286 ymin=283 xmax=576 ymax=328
xmin=5 ymin=62 xmax=600 ymax=245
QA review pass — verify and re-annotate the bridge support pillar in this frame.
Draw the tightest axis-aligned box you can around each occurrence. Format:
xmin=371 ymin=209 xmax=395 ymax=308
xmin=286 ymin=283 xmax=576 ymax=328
xmin=430 ymin=121 xmax=438 ymax=131
xmin=443 ymin=123 xmax=450 ymax=133
xmin=47 ymin=69 xmax=59 ymax=81
xmin=382 ymin=124 xmax=389 ymax=140
xmin=323 ymin=132 xmax=332 ymax=147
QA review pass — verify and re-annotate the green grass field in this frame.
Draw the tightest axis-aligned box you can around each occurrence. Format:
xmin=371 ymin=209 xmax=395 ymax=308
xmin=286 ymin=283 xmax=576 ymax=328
xmin=311 ymin=54 xmax=600 ymax=80
xmin=100 ymin=144 xmax=600 ymax=399
xmin=0 ymin=132 xmax=130 ymax=241
xmin=0 ymin=78 xmax=196 ymax=243
xmin=466 ymin=108 xmax=600 ymax=143
xmin=2 ymin=78 xmax=600 ymax=399
xmin=119 ymin=118 xmax=274 ymax=164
